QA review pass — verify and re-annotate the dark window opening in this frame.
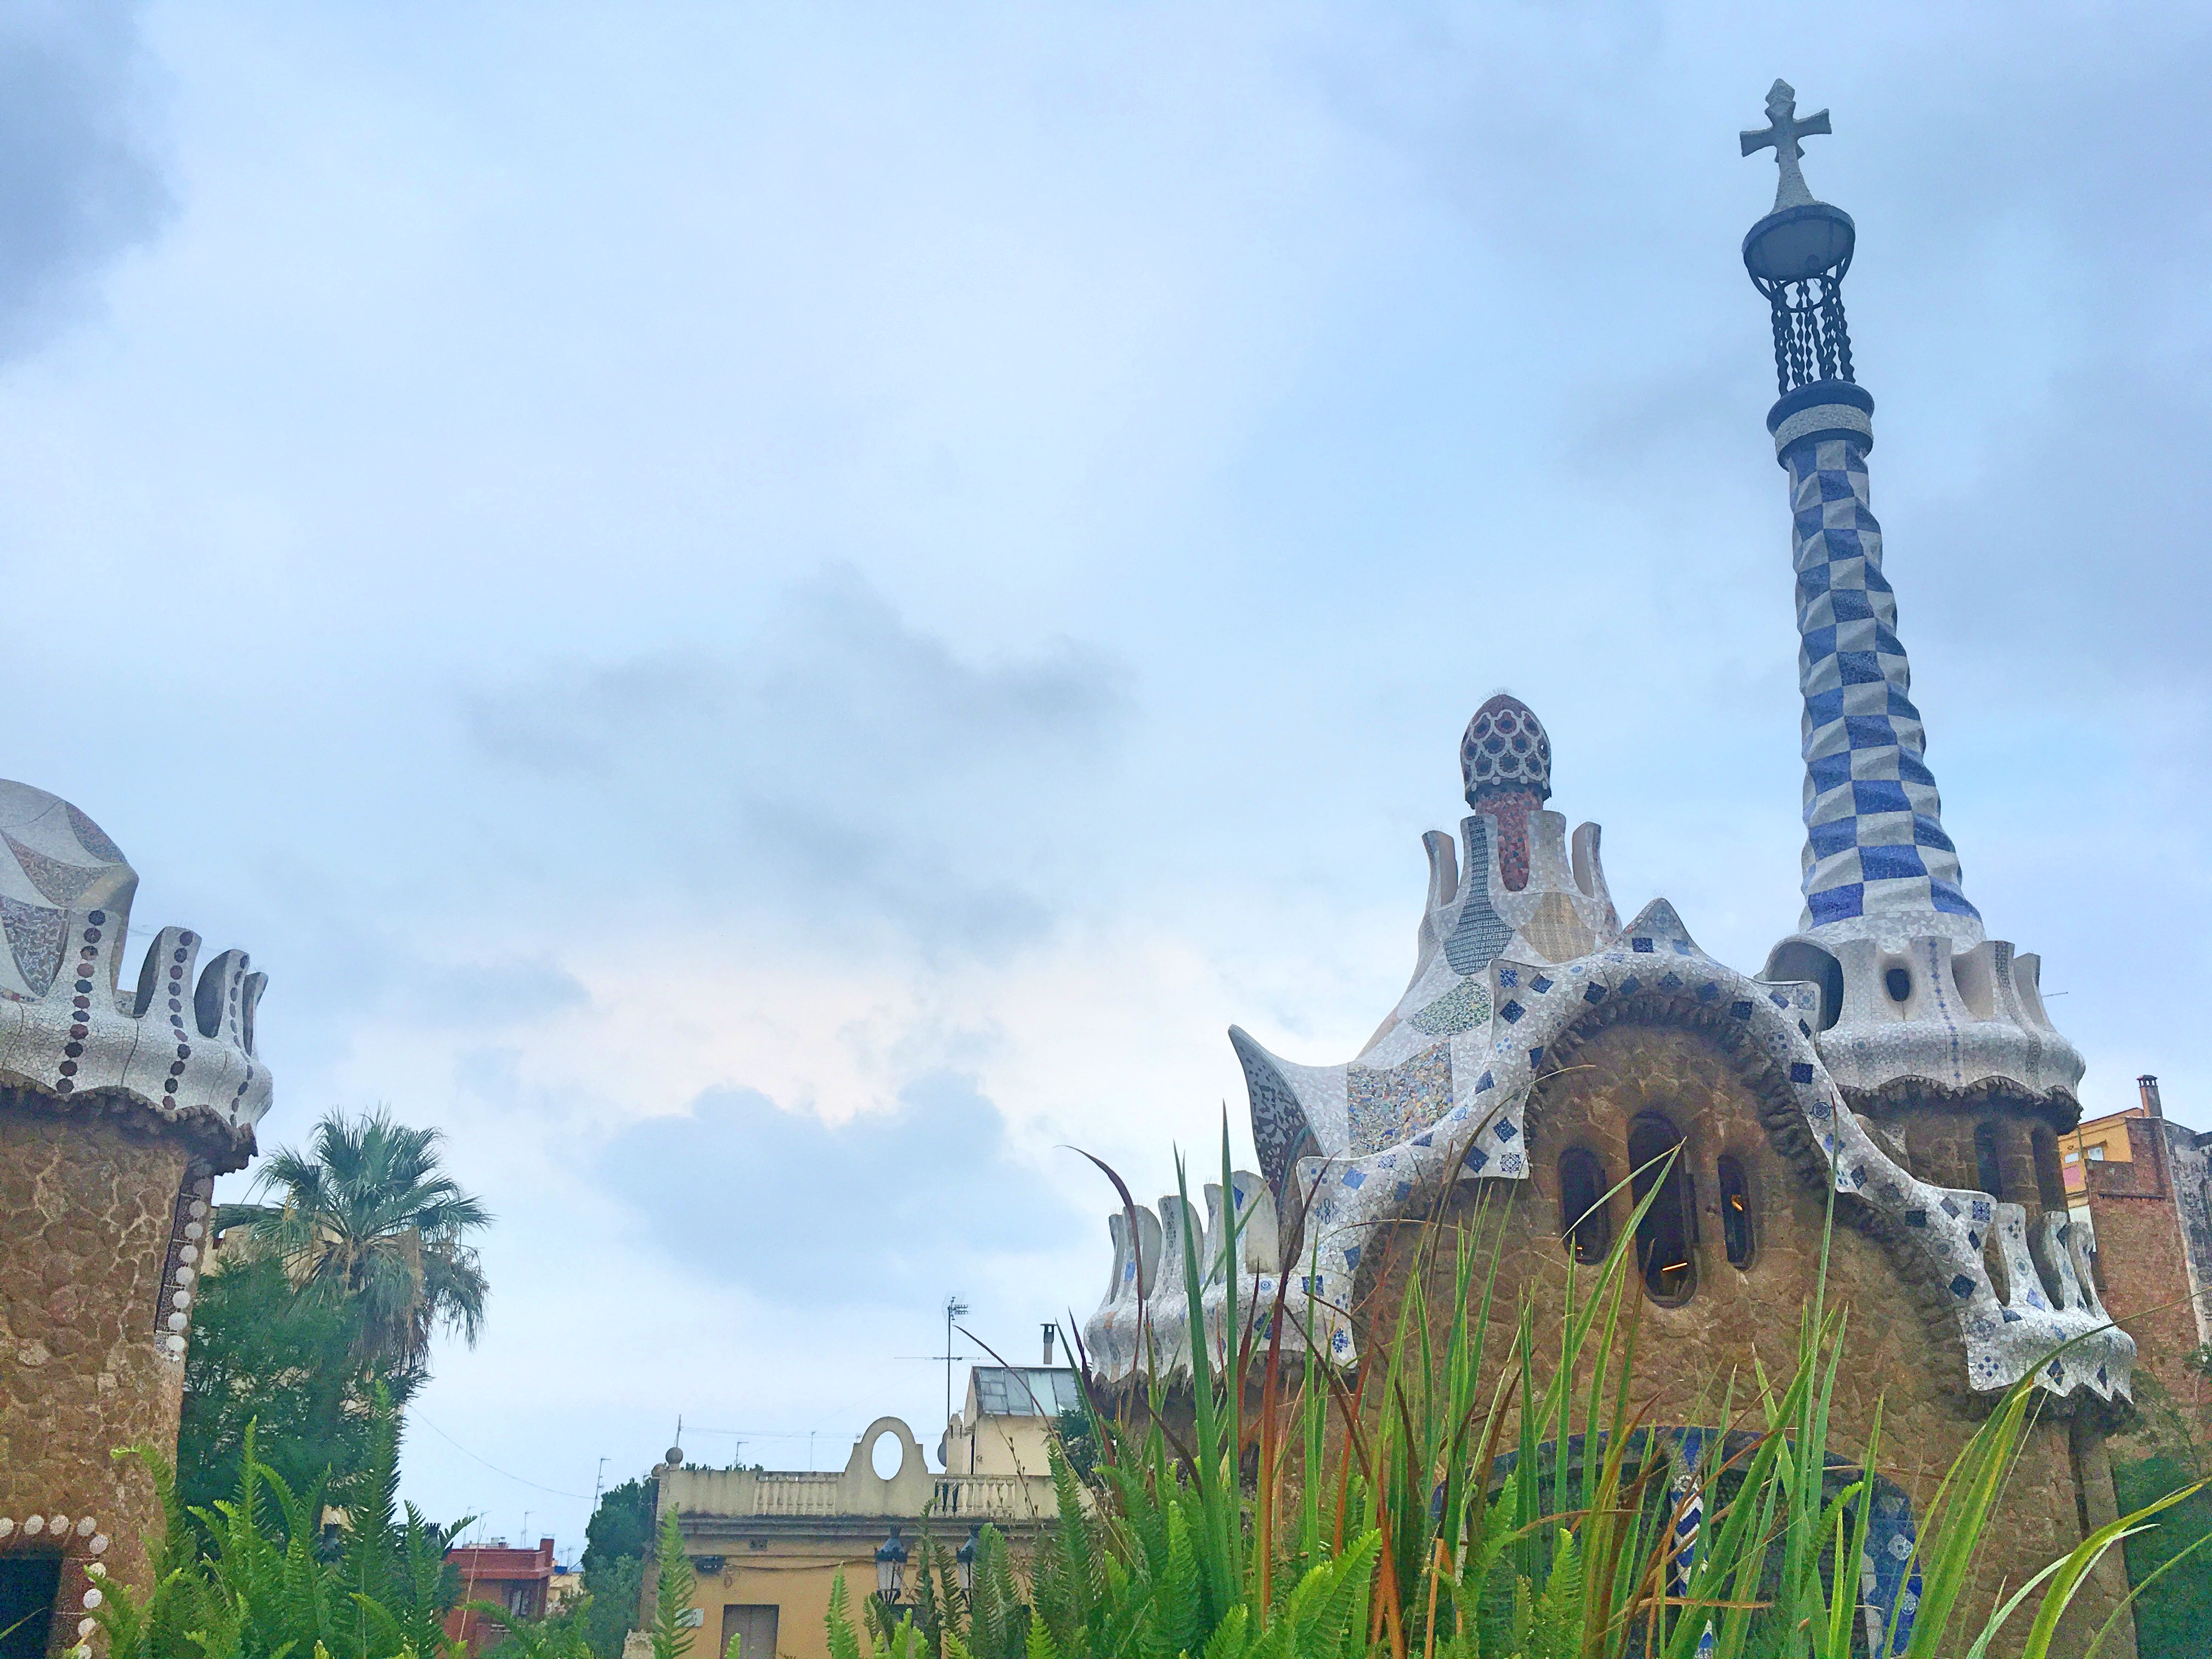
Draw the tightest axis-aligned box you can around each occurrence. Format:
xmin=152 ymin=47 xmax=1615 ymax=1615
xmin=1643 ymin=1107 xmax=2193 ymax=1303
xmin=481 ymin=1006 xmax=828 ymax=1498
xmin=1558 ymin=1148 xmax=1612 ymax=1265
xmin=1717 ymin=1154 xmax=1755 ymax=1269
xmin=1628 ymin=1113 xmax=1696 ymax=1305
xmin=2030 ymin=1128 xmax=2067 ymax=1212
xmin=1764 ymin=941 xmax=1844 ymax=1032
xmin=0 ymin=1551 xmax=61 ymax=1659
xmin=1884 ymin=966 xmax=1912 ymax=1002
xmin=1815 ymin=952 xmax=1844 ymax=1030
xmin=1973 ymin=1122 xmax=2005 ymax=1200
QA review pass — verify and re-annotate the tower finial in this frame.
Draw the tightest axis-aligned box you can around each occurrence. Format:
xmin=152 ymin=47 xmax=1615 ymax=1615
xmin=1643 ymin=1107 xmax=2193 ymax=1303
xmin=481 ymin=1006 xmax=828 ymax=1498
xmin=1740 ymin=78 xmax=1832 ymax=211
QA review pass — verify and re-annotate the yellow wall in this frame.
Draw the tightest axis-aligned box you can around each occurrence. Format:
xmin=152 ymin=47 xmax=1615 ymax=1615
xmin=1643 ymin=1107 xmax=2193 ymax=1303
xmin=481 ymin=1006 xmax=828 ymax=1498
xmin=681 ymin=1537 xmax=878 ymax=1659
xmin=939 ymin=1413 xmax=1057 ymax=1479
xmin=653 ymin=1416 xmax=1058 ymax=1659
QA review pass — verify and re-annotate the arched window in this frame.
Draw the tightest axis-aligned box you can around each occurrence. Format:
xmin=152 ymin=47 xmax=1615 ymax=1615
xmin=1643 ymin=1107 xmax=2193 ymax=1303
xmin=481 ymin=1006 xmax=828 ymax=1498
xmin=1558 ymin=1148 xmax=1611 ymax=1265
xmin=1628 ymin=1113 xmax=1696 ymax=1304
xmin=1973 ymin=1122 xmax=2005 ymax=1200
xmin=1717 ymin=1154 xmax=1754 ymax=1269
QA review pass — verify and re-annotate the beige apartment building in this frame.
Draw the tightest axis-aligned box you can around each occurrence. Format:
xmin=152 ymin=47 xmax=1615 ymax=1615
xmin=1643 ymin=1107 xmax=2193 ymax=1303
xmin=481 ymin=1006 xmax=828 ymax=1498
xmin=646 ymin=1361 xmax=1077 ymax=1659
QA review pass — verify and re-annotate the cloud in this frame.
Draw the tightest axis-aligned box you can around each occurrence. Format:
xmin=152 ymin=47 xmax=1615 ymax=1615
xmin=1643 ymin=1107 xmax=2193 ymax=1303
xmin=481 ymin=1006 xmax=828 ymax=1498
xmin=0 ymin=1 xmax=168 ymax=359
xmin=458 ymin=567 xmax=1130 ymax=953
xmin=404 ymin=956 xmax=590 ymax=1029
xmin=598 ymin=1072 xmax=1084 ymax=1308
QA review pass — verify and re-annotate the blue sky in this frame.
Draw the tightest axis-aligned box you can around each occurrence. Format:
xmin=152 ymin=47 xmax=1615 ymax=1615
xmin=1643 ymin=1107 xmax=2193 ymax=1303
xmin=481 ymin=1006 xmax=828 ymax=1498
xmin=4 ymin=1 xmax=2208 ymax=1558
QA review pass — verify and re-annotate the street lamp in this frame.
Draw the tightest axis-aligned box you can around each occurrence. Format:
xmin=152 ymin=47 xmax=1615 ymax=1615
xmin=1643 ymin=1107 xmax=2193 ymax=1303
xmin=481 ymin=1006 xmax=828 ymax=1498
xmin=874 ymin=1526 xmax=908 ymax=1606
xmin=955 ymin=1525 xmax=981 ymax=1597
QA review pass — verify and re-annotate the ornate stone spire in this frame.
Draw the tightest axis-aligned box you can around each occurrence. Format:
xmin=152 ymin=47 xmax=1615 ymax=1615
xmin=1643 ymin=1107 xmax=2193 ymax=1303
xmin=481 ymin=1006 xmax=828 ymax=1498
xmin=1745 ymin=86 xmax=2079 ymax=1108
xmin=1738 ymin=91 xmax=1976 ymax=945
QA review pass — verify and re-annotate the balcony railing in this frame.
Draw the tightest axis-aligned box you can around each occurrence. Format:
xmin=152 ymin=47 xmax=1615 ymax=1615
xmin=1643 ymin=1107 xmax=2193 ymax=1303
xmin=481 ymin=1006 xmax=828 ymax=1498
xmin=659 ymin=1465 xmax=1058 ymax=1522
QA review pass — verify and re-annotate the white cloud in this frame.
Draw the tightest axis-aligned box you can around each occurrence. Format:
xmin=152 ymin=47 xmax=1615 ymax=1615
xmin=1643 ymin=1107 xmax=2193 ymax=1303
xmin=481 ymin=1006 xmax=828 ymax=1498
xmin=24 ymin=0 xmax=2212 ymax=1562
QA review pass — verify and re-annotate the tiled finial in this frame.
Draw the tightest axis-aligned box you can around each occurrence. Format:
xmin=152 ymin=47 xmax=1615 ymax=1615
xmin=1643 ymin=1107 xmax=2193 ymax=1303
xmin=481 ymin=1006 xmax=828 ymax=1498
xmin=1459 ymin=694 xmax=1552 ymax=808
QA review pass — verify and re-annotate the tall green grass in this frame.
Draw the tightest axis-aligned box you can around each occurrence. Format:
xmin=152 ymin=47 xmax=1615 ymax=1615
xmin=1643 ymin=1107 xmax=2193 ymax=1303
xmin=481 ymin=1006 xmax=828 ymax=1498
xmin=828 ymin=1135 xmax=2200 ymax=1659
xmin=85 ymin=1140 xmax=2204 ymax=1658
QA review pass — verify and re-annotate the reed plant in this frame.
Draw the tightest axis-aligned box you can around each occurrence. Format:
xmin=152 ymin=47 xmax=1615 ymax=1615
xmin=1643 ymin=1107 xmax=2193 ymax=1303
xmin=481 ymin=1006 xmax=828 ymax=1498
xmin=827 ymin=1132 xmax=2203 ymax=1659
xmin=84 ymin=1140 xmax=2208 ymax=1658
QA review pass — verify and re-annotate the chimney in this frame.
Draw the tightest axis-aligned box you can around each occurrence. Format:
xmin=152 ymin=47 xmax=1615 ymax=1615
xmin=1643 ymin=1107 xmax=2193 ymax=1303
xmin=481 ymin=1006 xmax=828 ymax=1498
xmin=2140 ymin=1075 xmax=2164 ymax=1118
xmin=1041 ymin=1322 xmax=1058 ymax=1367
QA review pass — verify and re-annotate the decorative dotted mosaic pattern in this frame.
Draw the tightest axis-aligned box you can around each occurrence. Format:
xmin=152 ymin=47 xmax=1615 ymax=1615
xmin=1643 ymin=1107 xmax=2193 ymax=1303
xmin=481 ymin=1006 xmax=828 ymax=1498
xmin=1346 ymin=1047 xmax=1452 ymax=1157
xmin=1440 ymin=818 xmax=1514 ymax=972
xmin=1785 ymin=433 xmax=1979 ymax=936
xmin=1405 ymin=975 xmax=1491 ymax=1037
xmin=0 ymin=780 xmax=272 ymax=1144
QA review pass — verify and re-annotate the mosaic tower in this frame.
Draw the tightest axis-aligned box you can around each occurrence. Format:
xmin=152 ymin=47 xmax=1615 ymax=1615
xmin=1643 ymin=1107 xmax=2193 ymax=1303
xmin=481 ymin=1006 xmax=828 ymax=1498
xmin=1742 ymin=80 xmax=1974 ymax=940
xmin=1081 ymin=81 xmax=2142 ymax=1659
xmin=1745 ymin=83 xmax=2080 ymax=1108
xmin=0 ymin=782 xmax=272 ymax=1657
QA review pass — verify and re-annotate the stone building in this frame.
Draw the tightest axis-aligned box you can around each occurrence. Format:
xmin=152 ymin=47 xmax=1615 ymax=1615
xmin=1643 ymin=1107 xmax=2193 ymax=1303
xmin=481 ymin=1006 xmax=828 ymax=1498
xmin=0 ymin=783 xmax=272 ymax=1658
xmin=1082 ymin=84 xmax=2141 ymax=1657
xmin=2062 ymin=1077 xmax=2212 ymax=1416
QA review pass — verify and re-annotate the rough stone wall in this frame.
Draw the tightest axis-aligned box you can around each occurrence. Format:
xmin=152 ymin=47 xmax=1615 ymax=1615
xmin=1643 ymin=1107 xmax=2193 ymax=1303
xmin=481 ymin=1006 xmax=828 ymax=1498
xmin=1351 ymin=1018 xmax=2134 ymax=1658
xmin=1 ymin=1097 xmax=193 ymax=1654
xmin=2085 ymin=1122 xmax=2209 ymax=1419
xmin=1876 ymin=1102 xmax=2062 ymax=1209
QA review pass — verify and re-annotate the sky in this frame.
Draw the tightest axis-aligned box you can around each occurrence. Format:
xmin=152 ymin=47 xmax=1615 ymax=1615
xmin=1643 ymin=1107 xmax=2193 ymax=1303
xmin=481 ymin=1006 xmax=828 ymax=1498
xmin=3 ymin=0 xmax=2208 ymax=1559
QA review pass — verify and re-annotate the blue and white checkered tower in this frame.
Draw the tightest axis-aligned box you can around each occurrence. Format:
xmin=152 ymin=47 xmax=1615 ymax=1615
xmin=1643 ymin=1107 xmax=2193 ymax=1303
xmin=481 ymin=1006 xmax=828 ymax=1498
xmin=1746 ymin=82 xmax=2081 ymax=1105
xmin=1741 ymin=82 xmax=1978 ymax=944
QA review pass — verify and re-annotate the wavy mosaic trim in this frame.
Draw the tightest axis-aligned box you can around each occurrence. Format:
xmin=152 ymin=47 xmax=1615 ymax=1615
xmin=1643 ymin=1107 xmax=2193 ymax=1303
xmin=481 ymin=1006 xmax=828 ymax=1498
xmin=1088 ymin=896 xmax=2134 ymax=1402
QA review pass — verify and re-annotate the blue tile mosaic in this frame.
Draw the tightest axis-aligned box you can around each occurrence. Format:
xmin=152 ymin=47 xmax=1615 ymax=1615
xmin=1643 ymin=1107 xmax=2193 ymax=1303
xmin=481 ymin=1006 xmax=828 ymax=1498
xmin=1786 ymin=441 xmax=1980 ymax=935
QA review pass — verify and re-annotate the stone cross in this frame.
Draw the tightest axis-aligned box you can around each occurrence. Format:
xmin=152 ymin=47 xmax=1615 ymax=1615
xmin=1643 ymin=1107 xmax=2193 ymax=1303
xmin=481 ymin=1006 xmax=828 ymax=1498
xmin=1741 ymin=79 xmax=1831 ymax=211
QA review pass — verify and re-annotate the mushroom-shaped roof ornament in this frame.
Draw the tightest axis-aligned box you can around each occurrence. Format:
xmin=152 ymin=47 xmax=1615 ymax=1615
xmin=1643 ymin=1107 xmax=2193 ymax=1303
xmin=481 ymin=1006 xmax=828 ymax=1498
xmin=1459 ymin=693 xmax=1552 ymax=807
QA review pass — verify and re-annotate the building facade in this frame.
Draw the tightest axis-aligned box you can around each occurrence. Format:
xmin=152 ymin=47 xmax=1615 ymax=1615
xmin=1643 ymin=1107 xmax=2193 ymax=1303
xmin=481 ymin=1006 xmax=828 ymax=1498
xmin=1081 ymin=84 xmax=2141 ymax=1658
xmin=0 ymin=783 xmax=272 ymax=1659
xmin=648 ymin=1403 xmax=1061 ymax=1659
xmin=444 ymin=1537 xmax=559 ymax=1652
xmin=937 ymin=1359 xmax=1084 ymax=1479
xmin=2062 ymin=1076 xmax=2212 ymax=1416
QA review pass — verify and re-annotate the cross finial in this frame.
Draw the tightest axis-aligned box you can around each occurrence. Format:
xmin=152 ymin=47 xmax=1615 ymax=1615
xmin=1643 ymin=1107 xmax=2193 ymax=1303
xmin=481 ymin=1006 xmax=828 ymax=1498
xmin=1741 ymin=78 xmax=1831 ymax=211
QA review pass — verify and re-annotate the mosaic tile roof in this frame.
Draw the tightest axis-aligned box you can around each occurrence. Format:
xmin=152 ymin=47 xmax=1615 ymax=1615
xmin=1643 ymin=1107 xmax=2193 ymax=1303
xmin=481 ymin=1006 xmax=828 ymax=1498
xmin=0 ymin=780 xmax=270 ymax=1150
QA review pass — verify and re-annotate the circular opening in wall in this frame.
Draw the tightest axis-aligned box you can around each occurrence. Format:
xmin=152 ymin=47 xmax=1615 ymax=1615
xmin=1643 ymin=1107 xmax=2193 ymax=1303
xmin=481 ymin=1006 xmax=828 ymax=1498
xmin=870 ymin=1430 xmax=902 ymax=1481
xmin=1884 ymin=967 xmax=1912 ymax=1003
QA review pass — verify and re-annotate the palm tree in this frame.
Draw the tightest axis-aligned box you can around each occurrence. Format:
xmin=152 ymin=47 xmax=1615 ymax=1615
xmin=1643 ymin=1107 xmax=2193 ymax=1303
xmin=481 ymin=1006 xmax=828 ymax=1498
xmin=219 ymin=1108 xmax=493 ymax=1377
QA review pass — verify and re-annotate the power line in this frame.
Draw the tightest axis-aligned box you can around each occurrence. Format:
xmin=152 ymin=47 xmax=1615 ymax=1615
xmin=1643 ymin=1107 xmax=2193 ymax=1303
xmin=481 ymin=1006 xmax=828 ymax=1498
xmin=410 ymin=1412 xmax=595 ymax=1500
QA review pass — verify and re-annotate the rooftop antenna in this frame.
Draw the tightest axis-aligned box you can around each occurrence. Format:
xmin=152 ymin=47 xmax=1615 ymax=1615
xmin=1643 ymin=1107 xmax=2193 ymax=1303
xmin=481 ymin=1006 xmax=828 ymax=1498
xmin=943 ymin=1295 xmax=970 ymax=1435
